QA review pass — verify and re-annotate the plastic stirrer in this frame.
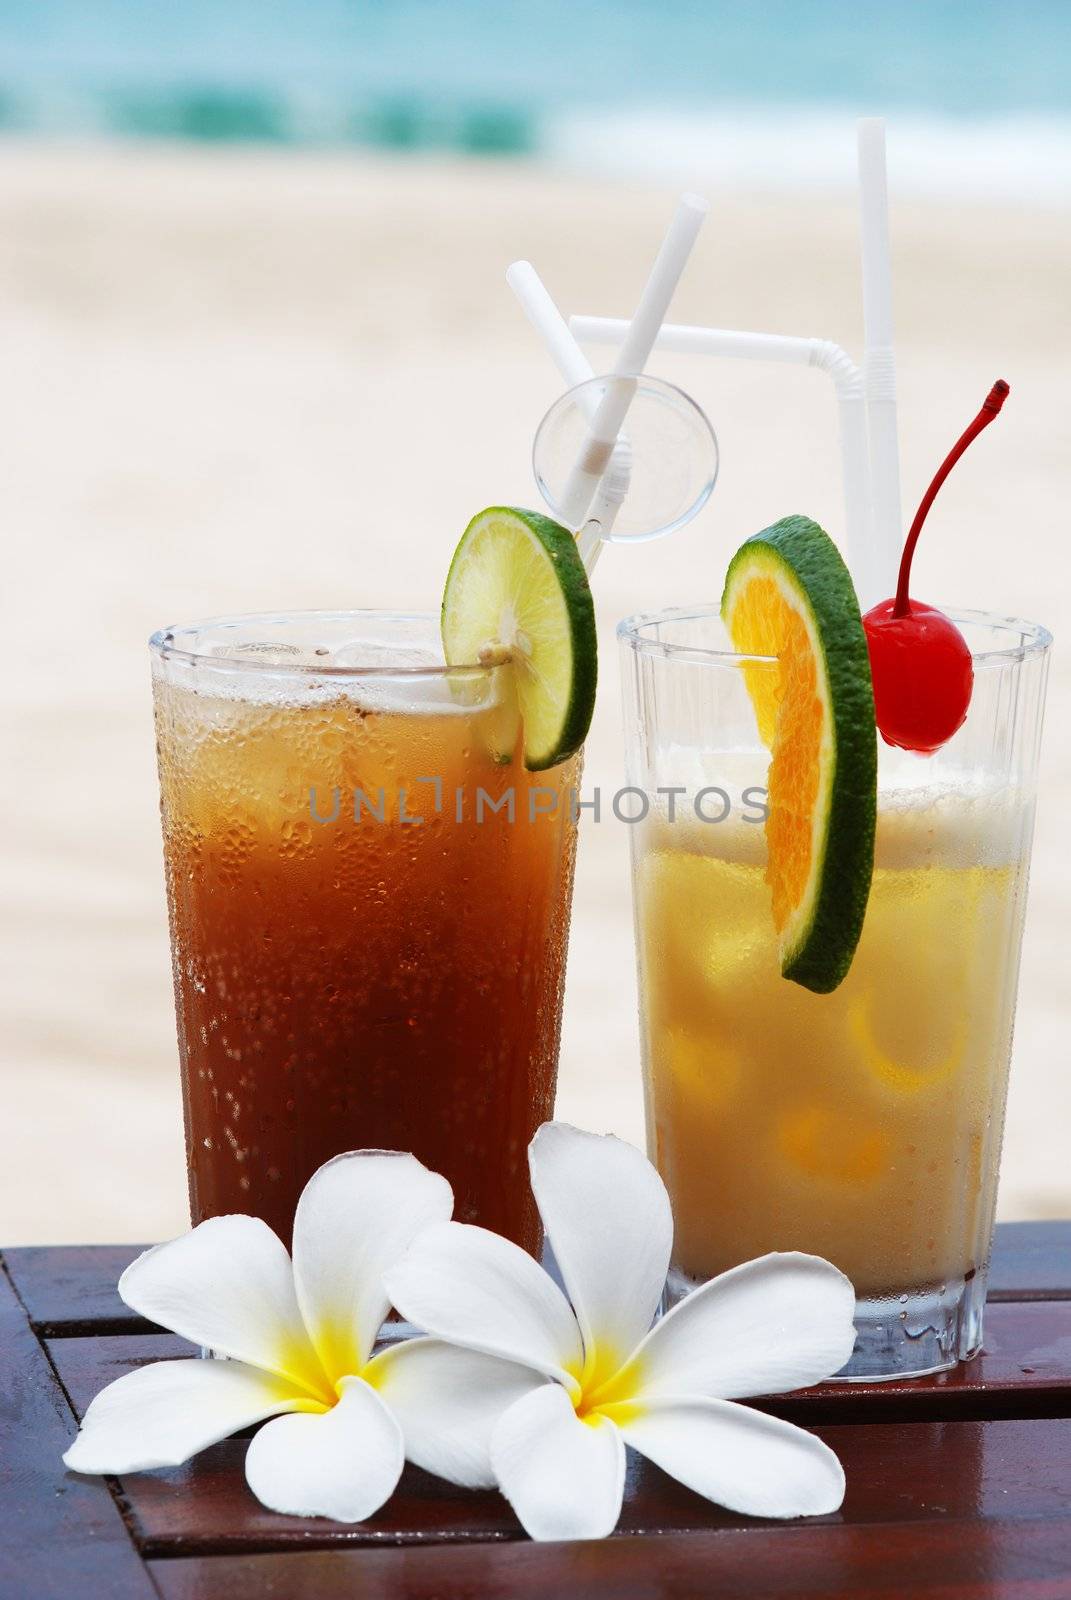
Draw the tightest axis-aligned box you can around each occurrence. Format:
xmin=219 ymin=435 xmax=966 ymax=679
xmin=572 ymin=314 xmax=872 ymax=602
xmin=857 ymin=117 xmax=902 ymax=606
xmin=506 ymin=260 xmax=631 ymax=572
xmin=554 ymin=193 xmax=708 ymax=555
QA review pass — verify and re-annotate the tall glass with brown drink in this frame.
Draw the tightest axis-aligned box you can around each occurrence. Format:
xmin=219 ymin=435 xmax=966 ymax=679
xmin=151 ymin=612 xmax=579 ymax=1251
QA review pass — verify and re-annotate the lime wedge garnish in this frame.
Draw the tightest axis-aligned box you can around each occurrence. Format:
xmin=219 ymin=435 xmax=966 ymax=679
xmin=721 ymin=514 xmax=877 ymax=993
xmin=442 ymin=506 xmax=597 ymax=771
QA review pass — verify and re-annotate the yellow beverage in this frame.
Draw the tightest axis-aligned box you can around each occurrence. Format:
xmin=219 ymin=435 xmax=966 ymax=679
xmin=634 ymin=789 xmax=1029 ymax=1299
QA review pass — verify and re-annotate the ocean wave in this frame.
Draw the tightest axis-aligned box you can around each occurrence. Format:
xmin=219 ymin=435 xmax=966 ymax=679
xmin=544 ymin=106 xmax=1071 ymax=206
xmin=0 ymin=83 xmax=537 ymax=156
xmin=2 ymin=81 xmax=1069 ymax=205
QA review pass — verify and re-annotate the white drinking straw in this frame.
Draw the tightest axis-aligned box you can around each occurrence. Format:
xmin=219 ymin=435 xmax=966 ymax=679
xmin=857 ymin=116 xmax=902 ymax=602
xmin=508 ymin=260 xmax=594 ymax=394
xmin=575 ymin=318 xmax=837 ymax=368
xmin=555 ymin=194 xmax=708 ymax=552
xmin=572 ymin=315 xmax=873 ymax=601
xmin=506 ymin=260 xmax=631 ymax=571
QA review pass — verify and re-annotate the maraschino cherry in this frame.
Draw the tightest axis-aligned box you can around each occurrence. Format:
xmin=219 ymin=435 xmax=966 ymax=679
xmin=863 ymin=379 xmax=1010 ymax=755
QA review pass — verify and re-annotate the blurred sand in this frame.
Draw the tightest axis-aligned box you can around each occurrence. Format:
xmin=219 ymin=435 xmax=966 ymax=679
xmin=1 ymin=142 xmax=1068 ymax=1244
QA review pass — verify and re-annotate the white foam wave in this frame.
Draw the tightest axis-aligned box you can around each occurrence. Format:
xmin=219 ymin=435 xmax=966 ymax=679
xmin=543 ymin=106 xmax=1071 ymax=207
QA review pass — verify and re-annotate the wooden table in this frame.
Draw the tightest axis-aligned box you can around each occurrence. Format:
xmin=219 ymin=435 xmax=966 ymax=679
xmin=3 ymin=1222 xmax=1070 ymax=1598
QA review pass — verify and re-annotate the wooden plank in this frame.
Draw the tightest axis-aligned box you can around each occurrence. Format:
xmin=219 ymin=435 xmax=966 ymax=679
xmin=0 ymin=1244 xmax=158 ymax=1335
xmin=990 ymin=1222 xmax=1071 ymax=1302
xmin=7 ymin=1222 xmax=1069 ymax=1343
xmin=43 ymin=1318 xmax=1071 ymax=1560
xmin=49 ymin=1299 xmax=1071 ymax=1446
xmin=151 ymin=1517 xmax=1071 ymax=1600
xmin=110 ymin=1419 xmax=1071 ymax=1554
xmin=49 ymin=1333 xmax=193 ymax=1408
xmin=0 ymin=1263 xmax=156 ymax=1600
xmin=768 ymin=1300 xmax=1071 ymax=1424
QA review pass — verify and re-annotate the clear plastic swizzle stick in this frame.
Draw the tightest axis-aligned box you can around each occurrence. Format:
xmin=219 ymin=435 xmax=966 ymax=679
xmin=533 ymin=373 xmax=718 ymax=545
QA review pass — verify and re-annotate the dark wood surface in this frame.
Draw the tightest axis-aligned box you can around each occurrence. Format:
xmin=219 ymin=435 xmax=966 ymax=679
xmin=149 ymin=1522 xmax=1071 ymax=1600
xmin=5 ymin=1219 xmax=1064 ymax=1333
xmin=0 ymin=1263 xmax=157 ymax=1600
xmin=3 ymin=1222 xmax=1071 ymax=1599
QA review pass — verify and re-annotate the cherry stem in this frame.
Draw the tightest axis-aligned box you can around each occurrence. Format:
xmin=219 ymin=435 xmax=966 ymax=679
xmin=892 ymin=379 xmax=1011 ymax=618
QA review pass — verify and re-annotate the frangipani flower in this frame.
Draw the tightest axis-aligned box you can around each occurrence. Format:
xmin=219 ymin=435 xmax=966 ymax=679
xmin=384 ymin=1123 xmax=856 ymax=1541
xmin=63 ymin=1150 xmax=459 ymax=1521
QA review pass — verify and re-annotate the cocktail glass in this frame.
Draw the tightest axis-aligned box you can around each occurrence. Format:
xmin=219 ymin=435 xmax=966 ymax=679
xmin=151 ymin=611 xmax=580 ymax=1253
xmin=619 ymin=605 xmax=1050 ymax=1378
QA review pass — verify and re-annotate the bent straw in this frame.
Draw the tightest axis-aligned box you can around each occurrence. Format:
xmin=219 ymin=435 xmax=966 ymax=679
xmin=506 ymin=261 xmax=631 ymax=572
xmin=572 ymin=315 xmax=872 ymax=600
xmin=555 ymin=193 xmax=708 ymax=551
xmin=575 ymin=319 xmax=825 ymax=365
xmin=857 ymin=116 xmax=902 ymax=604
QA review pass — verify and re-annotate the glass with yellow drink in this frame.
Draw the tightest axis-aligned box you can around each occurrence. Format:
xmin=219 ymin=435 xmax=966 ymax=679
xmin=151 ymin=612 xmax=581 ymax=1253
xmin=620 ymin=604 xmax=1049 ymax=1377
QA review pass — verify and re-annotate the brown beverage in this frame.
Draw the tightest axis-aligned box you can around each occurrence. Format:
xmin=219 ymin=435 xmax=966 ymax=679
xmin=151 ymin=613 xmax=579 ymax=1250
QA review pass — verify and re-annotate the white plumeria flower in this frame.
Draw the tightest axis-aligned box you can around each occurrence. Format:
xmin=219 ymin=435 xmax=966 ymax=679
xmin=63 ymin=1150 xmax=466 ymax=1522
xmin=384 ymin=1122 xmax=856 ymax=1541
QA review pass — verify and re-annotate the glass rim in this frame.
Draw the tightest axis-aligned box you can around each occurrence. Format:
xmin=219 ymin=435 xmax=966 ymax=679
xmin=617 ymin=604 xmax=1053 ymax=669
xmin=148 ymin=609 xmax=493 ymax=680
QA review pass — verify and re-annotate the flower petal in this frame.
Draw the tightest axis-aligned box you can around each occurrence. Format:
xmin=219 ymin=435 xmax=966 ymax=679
xmin=119 ymin=1218 xmax=332 ymax=1402
xmin=491 ymin=1383 xmax=625 ymax=1541
xmin=385 ymin=1222 xmax=583 ymax=1396
xmin=367 ymin=1338 xmax=546 ymax=1489
xmin=529 ymin=1122 xmax=672 ymax=1388
xmin=63 ymin=1358 xmax=320 ymax=1475
xmin=292 ymin=1150 xmax=453 ymax=1382
xmin=607 ymin=1252 xmax=856 ymax=1403
xmin=609 ymin=1396 xmax=845 ymax=1518
xmin=244 ymin=1375 xmax=404 ymax=1522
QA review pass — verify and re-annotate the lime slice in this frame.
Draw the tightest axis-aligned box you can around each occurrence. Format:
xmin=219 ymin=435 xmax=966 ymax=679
xmin=721 ymin=514 xmax=877 ymax=993
xmin=441 ymin=506 xmax=597 ymax=771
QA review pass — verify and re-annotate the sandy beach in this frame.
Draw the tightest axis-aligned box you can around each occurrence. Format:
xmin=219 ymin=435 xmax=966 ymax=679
xmin=1 ymin=141 xmax=1068 ymax=1244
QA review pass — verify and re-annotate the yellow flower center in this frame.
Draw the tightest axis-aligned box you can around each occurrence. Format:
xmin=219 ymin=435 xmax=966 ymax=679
xmin=569 ymin=1343 xmax=642 ymax=1424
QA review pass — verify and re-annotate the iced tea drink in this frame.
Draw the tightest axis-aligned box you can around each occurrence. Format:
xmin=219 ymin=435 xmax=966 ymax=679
xmin=151 ymin=613 xmax=579 ymax=1251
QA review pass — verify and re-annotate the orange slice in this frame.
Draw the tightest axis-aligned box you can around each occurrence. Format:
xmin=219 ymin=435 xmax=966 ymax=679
xmin=721 ymin=515 xmax=877 ymax=993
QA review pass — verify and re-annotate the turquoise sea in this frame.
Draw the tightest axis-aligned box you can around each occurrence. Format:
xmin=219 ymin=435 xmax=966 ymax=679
xmin=2 ymin=1 xmax=1069 ymax=198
